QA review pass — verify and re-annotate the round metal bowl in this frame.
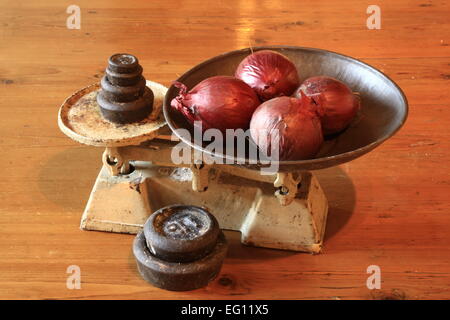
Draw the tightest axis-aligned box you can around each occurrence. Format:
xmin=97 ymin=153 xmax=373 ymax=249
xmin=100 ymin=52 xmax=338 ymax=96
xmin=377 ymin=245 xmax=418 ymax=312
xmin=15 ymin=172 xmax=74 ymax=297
xmin=163 ymin=46 xmax=408 ymax=172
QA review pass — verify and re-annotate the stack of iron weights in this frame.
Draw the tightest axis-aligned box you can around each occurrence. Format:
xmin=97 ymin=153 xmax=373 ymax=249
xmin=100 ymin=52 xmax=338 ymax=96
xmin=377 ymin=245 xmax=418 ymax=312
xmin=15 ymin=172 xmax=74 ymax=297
xmin=133 ymin=205 xmax=228 ymax=291
xmin=97 ymin=53 xmax=154 ymax=124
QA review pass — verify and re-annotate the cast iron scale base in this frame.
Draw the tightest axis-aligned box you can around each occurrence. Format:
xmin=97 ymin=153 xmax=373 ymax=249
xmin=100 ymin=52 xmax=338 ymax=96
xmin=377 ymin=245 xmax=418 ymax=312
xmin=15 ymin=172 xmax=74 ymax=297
xmin=58 ymin=80 xmax=328 ymax=253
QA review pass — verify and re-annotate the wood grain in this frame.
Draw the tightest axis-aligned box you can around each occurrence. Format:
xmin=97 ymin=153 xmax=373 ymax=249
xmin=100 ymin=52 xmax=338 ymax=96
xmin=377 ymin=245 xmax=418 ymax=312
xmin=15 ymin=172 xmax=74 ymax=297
xmin=0 ymin=0 xmax=449 ymax=299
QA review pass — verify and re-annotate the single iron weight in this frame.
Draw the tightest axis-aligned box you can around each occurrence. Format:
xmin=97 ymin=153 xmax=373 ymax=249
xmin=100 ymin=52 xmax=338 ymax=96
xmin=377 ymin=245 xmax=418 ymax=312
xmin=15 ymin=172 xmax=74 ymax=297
xmin=58 ymin=47 xmax=408 ymax=253
xmin=134 ymin=205 xmax=227 ymax=291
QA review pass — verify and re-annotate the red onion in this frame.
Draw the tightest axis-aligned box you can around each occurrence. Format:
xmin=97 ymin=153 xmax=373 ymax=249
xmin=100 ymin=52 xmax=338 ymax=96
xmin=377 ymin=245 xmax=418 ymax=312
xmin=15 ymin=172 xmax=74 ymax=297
xmin=295 ymin=76 xmax=361 ymax=135
xmin=235 ymin=50 xmax=300 ymax=101
xmin=250 ymin=95 xmax=323 ymax=161
xmin=171 ymin=76 xmax=260 ymax=133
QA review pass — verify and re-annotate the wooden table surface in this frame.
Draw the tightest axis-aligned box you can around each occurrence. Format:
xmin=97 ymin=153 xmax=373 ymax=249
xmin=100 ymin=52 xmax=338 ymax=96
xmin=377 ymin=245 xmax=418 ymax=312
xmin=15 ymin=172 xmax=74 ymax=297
xmin=1 ymin=0 xmax=449 ymax=300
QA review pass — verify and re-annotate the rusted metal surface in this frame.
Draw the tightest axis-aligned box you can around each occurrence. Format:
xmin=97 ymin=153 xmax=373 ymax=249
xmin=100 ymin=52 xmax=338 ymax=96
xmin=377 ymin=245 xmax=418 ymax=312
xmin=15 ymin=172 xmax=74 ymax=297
xmin=134 ymin=205 xmax=227 ymax=291
xmin=82 ymin=159 xmax=327 ymax=253
xmin=163 ymin=46 xmax=408 ymax=172
xmin=57 ymin=80 xmax=167 ymax=147
xmin=143 ymin=205 xmax=220 ymax=262
xmin=97 ymin=53 xmax=154 ymax=124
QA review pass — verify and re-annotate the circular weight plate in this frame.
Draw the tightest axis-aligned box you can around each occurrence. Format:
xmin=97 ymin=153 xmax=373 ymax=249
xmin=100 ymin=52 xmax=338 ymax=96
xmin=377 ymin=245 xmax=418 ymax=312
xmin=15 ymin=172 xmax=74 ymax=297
xmin=133 ymin=230 xmax=227 ymax=291
xmin=97 ymin=87 xmax=154 ymax=124
xmin=58 ymin=80 xmax=167 ymax=147
xmin=108 ymin=53 xmax=139 ymax=73
xmin=143 ymin=205 xmax=220 ymax=263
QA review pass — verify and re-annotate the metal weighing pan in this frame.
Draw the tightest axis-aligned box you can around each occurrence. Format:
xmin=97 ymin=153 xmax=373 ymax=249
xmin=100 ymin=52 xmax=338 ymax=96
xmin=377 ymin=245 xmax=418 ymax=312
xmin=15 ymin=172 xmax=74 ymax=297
xmin=163 ymin=46 xmax=408 ymax=172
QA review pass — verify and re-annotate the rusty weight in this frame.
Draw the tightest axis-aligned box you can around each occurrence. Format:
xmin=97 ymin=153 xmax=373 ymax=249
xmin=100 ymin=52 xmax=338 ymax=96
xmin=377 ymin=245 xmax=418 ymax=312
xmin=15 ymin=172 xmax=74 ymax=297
xmin=133 ymin=205 xmax=227 ymax=291
xmin=143 ymin=205 xmax=221 ymax=262
xmin=97 ymin=53 xmax=154 ymax=124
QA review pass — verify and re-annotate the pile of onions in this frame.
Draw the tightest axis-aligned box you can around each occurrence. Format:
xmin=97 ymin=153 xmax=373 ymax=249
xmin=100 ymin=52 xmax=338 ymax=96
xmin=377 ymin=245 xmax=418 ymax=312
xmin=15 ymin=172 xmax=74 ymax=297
xmin=171 ymin=50 xmax=362 ymax=161
xmin=171 ymin=76 xmax=260 ymax=133
xmin=235 ymin=50 xmax=300 ymax=101
xmin=250 ymin=94 xmax=323 ymax=161
xmin=294 ymin=76 xmax=360 ymax=135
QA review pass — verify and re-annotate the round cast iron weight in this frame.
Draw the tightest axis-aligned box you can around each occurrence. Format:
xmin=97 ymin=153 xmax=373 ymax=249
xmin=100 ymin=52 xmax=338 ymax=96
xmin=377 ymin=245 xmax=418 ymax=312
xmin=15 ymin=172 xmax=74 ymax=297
xmin=97 ymin=87 xmax=154 ymax=124
xmin=108 ymin=53 xmax=139 ymax=73
xmin=105 ymin=65 xmax=143 ymax=86
xmin=133 ymin=231 xmax=227 ymax=291
xmin=143 ymin=205 xmax=220 ymax=263
xmin=100 ymin=76 xmax=146 ymax=102
xmin=97 ymin=53 xmax=153 ymax=124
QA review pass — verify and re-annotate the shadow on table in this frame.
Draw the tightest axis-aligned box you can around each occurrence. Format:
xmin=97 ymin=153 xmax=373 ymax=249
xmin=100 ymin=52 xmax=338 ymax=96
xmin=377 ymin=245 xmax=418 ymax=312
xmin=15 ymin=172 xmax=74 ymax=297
xmin=37 ymin=146 xmax=102 ymax=211
xmin=315 ymin=166 xmax=356 ymax=242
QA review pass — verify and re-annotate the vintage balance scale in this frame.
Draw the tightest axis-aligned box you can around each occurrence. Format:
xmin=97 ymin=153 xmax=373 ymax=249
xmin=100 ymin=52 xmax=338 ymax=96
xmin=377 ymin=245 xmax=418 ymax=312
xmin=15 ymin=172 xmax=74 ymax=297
xmin=58 ymin=46 xmax=407 ymax=253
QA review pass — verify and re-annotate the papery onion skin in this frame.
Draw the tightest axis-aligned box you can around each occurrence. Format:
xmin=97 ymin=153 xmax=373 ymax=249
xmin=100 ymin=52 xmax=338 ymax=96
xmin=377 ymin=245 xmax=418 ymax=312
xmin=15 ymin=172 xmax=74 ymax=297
xmin=235 ymin=50 xmax=300 ymax=102
xmin=170 ymin=76 xmax=260 ymax=133
xmin=250 ymin=95 xmax=323 ymax=161
xmin=294 ymin=76 xmax=361 ymax=135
